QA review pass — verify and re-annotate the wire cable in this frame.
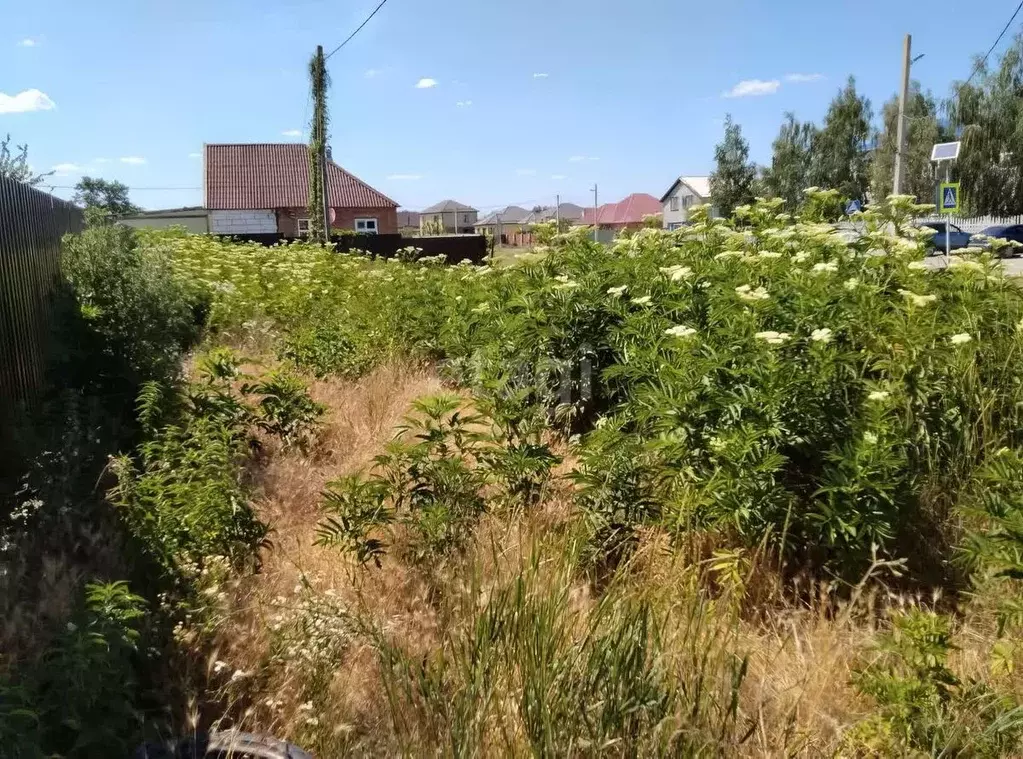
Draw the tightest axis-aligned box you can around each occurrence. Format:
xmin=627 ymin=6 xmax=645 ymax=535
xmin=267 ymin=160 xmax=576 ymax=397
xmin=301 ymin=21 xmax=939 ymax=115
xmin=963 ymin=0 xmax=1023 ymax=86
xmin=325 ymin=0 xmax=389 ymax=60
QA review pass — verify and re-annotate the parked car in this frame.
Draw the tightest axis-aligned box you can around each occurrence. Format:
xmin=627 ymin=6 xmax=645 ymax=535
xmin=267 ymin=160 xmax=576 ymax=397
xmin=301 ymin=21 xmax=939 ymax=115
xmin=915 ymin=221 xmax=973 ymax=253
xmin=977 ymin=224 xmax=1023 ymax=256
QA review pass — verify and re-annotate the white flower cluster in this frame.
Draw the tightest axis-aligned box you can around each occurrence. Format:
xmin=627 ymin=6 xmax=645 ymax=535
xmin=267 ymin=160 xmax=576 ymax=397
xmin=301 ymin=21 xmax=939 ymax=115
xmin=736 ymin=284 xmax=769 ymax=302
xmin=949 ymin=332 xmax=972 ymax=345
xmin=632 ymin=295 xmax=653 ymax=306
xmin=755 ymin=331 xmax=790 ymax=345
xmin=659 ymin=264 xmax=693 ymax=281
xmin=898 ymin=289 xmax=938 ymax=307
xmin=665 ymin=324 xmax=697 ymax=338
xmin=811 ymin=261 xmax=839 ymax=274
xmin=810 ymin=327 xmax=833 ymax=343
xmin=607 ymin=285 xmax=628 ymax=297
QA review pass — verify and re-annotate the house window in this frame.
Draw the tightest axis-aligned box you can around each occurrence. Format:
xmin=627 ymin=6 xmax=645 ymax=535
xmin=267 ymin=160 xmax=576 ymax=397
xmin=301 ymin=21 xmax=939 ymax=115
xmin=297 ymin=218 xmax=311 ymax=236
xmin=355 ymin=218 xmax=378 ymax=234
xmin=669 ymin=197 xmax=680 ymax=212
xmin=682 ymin=195 xmax=694 ymax=210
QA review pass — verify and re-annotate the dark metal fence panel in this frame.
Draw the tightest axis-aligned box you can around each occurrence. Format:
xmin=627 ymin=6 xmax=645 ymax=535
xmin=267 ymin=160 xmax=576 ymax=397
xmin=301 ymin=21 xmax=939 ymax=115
xmin=0 ymin=177 xmax=83 ymax=415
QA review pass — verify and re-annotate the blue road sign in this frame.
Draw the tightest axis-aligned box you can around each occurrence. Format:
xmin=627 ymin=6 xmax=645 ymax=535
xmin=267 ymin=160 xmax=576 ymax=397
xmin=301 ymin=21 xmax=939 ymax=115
xmin=939 ymin=182 xmax=960 ymax=214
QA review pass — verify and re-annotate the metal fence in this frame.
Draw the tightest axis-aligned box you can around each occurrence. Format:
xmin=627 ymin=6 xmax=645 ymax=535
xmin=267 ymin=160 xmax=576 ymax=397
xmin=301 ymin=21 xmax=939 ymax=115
xmin=917 ymin=214 xmax=1023 ymax=233
xmin=0 ymin=177 xmax=83 ymax=415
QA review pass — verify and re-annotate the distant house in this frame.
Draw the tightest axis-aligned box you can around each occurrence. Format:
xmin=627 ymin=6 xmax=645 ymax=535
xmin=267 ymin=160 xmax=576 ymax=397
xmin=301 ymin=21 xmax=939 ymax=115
xmin=119 ymin=206 xmax=209 ymax=233
xmin=203 ymin=143 xmax=398 ymax=236
xmin=474 ymin=206 xmax=529 ymax=239
xmin=521 ymin=202 xmax=586 ymax=227
xmin=660 ymin=176 xmax=713 ymax=229
xmin=583 ymin=193 xmax=662 ymax=230
xmin=420 ymin=200 xmax=478 ymax=234
xmin=397 ymin=210 xmax=421 ymax=235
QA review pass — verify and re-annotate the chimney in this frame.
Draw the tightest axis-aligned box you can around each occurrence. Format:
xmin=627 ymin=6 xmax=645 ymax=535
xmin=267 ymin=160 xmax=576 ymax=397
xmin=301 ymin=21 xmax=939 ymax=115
xmin=326 ymin=145 xmax=333 ymax=162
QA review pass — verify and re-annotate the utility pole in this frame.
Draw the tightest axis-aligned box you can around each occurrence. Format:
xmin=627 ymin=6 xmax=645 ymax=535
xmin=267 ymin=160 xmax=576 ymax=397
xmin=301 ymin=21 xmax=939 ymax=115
xmin=591 ymin=184 xmax=598 ymax=243
xmin=893 ymin=34 xmax=912 ymax=197
xmin=555 ymin=193 xmax=560 ymax=230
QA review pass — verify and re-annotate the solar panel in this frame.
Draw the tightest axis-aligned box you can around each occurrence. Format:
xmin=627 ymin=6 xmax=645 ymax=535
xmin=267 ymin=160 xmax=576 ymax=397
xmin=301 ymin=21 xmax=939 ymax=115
xmin=931 ymin=142 xmax=961 ymax=162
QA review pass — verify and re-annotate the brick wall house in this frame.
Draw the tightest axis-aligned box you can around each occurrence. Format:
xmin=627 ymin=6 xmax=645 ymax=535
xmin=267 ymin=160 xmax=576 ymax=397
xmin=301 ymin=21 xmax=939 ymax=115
xmin=204 ymin=143 xmax=398 ymax=236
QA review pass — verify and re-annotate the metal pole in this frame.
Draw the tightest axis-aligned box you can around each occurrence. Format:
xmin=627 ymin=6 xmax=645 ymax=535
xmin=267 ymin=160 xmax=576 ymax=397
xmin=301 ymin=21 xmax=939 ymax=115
xmin=556 ymin=193 xmax=560 ymax=230
xmin=893 ymin=34 xmax=912 ymax=196
xmin=945 ymin=162 xmax=951 ymax=264
xmin=591 ymin=184 xmax=598 ymax=243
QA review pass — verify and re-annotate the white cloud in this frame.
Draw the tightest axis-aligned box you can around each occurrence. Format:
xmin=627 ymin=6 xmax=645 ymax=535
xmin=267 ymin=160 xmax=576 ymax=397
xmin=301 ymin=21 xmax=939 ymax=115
xmin=723 ymin=79 xmax=781 ymax=98
xmin=533 ymin=72 xmax=549 ymax=79
xmin=387 ymin=173 xmax=423 ymax=181
xmin=456 ymin=100 xmax=473 ymax=107
xmin=18 ymin=38 xmax=37 ymax=47
xmin=515 ymin=168 xmax=537 ymax=176
xmin=188 ymin=152 xmax=201 ymax=159
xmin=281 ymin=129 xmax=303 ymax=137
xmin=415 ymin=78 xmax=438 ymax=89
xmin=365 ymin=68 xmax=381 ymax=78
xmin=0 ymin=88 xmax=56 ymax=114
xmin=119 ymin=156 xmax=146 ymax=165
xmin=569 ymin=155 xmax=599 ymax=162
xmin=51 ymin=163 xmax=83 ymax=176
xmin=551 ymin=174 xmax=567 ymax=180
xmin=785 ymin=73 xmax=825 ymax=83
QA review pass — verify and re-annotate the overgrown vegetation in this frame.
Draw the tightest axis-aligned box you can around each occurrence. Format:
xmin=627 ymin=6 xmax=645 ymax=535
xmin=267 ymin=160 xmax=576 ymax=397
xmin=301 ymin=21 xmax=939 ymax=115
xmin=8 ymin=193 xmax=1023 ymax=754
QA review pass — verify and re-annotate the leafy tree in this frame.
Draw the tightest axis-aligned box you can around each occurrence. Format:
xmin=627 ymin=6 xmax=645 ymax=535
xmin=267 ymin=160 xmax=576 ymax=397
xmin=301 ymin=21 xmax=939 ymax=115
xmin=814 ymin=76 xmax=873 ymax=202
xmin=307 ymin=48 xmax=331 ymax=243
xmin=946 ymin=32 xmax=1023 ymax=215
xmin=73 ymin=177 xmax=140 ymax=218
xmin=761 ymin=113 xmax=818 ymax=210
xmin=709 ymin=114 xmax=757 ymax=217
xmin=871 ymin=83 xmax=947 ymax=205
xmin=0 ymin=134 xmax=52 ymax=186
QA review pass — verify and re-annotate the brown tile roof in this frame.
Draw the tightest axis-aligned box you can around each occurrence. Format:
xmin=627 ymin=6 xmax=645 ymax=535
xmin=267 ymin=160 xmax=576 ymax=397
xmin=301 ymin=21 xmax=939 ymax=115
xmin=583 ymin=193 xmax=661 ymax=225
xmin=204 ymin=143 xmax=398 ymax=210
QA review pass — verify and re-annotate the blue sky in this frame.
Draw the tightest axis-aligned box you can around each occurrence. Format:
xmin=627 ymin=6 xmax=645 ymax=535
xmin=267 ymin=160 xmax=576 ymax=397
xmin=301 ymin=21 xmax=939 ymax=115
xmin=4 ymin=0 xmax=1020 ymax=212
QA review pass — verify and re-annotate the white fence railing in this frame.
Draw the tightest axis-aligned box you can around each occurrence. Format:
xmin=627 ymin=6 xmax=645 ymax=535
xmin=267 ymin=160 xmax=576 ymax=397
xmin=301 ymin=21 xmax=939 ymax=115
xmin=917 ymin=214 xmax=1023 ymax=233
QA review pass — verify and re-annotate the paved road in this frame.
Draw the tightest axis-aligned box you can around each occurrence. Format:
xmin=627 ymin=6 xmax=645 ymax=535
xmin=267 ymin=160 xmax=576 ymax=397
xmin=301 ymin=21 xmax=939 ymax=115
xmin=922 ymin=254 xmax=1023 ymax=276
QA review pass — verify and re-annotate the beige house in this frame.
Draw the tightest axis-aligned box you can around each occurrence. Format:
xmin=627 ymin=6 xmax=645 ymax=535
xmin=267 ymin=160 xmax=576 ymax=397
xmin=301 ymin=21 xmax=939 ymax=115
xmin=420 ymin=199 xmax=478 ymax=234
xmin=660 ymin=176 xmax=714 ymax=229
xmin=119 ymin=206 xmax=209 ymax=233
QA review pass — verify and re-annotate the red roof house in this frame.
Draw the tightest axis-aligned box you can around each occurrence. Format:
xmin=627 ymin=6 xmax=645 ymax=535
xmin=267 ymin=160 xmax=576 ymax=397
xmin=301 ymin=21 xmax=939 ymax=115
xmin=583 ymin=193 xmax=662 ymax=229
xmin=203 ymin=143 xmax=399 ymax=236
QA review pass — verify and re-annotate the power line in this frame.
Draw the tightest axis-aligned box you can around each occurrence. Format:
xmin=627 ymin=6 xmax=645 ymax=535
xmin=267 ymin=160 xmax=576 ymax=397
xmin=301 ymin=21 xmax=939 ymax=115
xmin=49 ymin=185 xmax=200 ymax=191
xmin=963 ymin=0 xmax=1023 ymax=87
xmin=325 ymin=0 xmax=389 ymax=60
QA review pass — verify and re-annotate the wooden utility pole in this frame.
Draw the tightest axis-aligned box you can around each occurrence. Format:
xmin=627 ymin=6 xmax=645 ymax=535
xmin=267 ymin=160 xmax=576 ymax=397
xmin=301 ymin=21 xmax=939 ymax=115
xmin=591 ymin=184 xmax=598 ymax=242
xmin=893 ymin=34 xmax=912 ymax=196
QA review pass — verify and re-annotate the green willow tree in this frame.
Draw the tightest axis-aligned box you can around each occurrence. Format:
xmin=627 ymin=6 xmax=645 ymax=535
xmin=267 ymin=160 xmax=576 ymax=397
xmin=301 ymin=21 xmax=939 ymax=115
xmin=814 ymin=76 xmax=873 ymax=202
xmin=871 ymin=83 xmax=947 ymax=205
xmin=946 ymin=32 xmax=1023 ymax=215
xmin=307 ymin=47 xmax=331 ymax=243
xmin=761 ymin=113 xmax=818 ymax=211
xmin=709 ymin=115 xmax=757 ymax=217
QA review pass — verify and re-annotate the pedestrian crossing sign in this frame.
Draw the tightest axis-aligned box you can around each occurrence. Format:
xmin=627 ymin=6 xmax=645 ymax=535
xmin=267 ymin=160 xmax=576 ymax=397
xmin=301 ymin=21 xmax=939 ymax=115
xmin=940 ymin=182 xmax=960 ymax=214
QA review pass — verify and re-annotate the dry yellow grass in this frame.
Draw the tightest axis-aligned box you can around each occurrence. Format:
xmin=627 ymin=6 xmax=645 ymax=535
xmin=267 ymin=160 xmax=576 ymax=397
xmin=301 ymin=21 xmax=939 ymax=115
xmin=176 ymin=360 xmax=1023 ymax=757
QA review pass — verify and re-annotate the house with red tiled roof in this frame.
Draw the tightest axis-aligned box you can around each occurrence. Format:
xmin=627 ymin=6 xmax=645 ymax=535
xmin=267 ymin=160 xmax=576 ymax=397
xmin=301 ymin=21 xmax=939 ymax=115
xmin=203 ymin=143 xmax=399 ymax=236
xmin=582 ymin=193 xmax=662 ymax=230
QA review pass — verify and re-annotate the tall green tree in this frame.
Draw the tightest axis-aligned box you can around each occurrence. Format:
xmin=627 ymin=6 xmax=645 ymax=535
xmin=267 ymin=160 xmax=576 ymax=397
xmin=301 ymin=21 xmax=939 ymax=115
xmin=709 ymin=115 xmax=757 ymax=217
xmin=871 ymin=83 xmax=947 ymax=205
xmin=946 ymin=32 xmax=1023 ymax=215
xmin=73 ymin=177 xmax=140 ymax=217
xmin=0 ymin=134 xmax=52 ymax=186
xmin=761 ymin=113 xmax=818 ymax=210
xmin=307 ymin=47 xmax=331 ymax=243
xmin=814 ymin=76 xmax=873 ymax=202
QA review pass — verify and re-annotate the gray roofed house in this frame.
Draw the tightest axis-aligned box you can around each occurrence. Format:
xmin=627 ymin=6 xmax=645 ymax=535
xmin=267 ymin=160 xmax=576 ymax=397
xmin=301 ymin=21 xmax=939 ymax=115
xmin=475 ymin=205 xmax=529 ymax=229
xmin=420 ymin=199 xmax=479 ymax=234
xmin=521 ymin=202 xmax=586 ymax=226
xmin=660 ymin=176 xmax=715 ymax=229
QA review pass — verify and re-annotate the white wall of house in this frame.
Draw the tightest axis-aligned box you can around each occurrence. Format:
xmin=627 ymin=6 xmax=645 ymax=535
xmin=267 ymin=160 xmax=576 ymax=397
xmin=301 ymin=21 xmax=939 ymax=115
xmin=209 ymin=210 xmax=277 ymax=234
xmin=420 ymin=210 xmax=479 ymax=233
xmin=662 ymin=182 xmax=710 ymax=229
